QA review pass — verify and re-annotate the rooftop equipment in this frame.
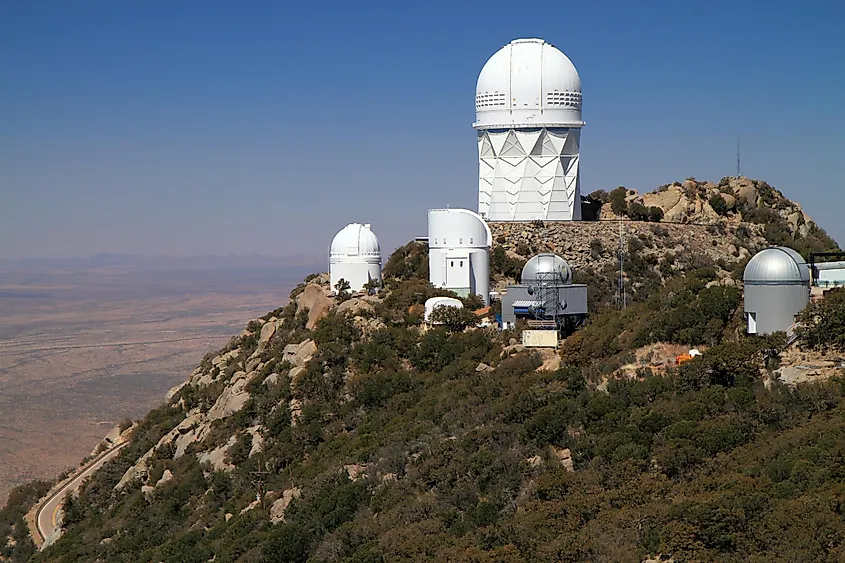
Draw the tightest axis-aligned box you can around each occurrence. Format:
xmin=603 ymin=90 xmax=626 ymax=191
xmin=428 ymin=208 xmax=491 ymax=305
xmin=809 ymin=252 xmax=845 ymax=288
xmin=329 ymin=223 xmax=382 ymax=293
xmin=501 ymin=253 xmax=587 ymax=333
xmin=743 ymin=246 xmax=810 ymax=335
xmin=474 ymin=38 xmax=584 ymax=221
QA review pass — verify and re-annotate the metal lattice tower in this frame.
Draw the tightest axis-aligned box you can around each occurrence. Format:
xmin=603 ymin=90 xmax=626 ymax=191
xmin=617 ymin=217 xmax=627 ymax=309
xmin=536 ymin=270 xmax=564 ymax=324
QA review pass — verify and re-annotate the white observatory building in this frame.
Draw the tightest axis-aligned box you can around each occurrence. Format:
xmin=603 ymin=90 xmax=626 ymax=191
xmin=475 ymin=38 xmax=584 ymax=221
xmin=428 ymin=208 xmax=491 ymax=305
xmin=329 ymin=223 xmax=382 ymax=292
xmin=743 ymin=246 xmax=810 ymax=335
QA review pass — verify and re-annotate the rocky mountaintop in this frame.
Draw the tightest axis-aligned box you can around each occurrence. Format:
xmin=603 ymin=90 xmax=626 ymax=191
xmin=489 ymin=176 xmax=837 ymax=305
xmin=2 ymin=177 xmax=844 ymax=563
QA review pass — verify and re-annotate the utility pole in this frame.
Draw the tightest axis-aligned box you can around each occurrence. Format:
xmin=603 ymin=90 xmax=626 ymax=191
xmin=618 ymin=216 xmax=626 ymax=310
xmin=737 ymin=137 xmax=741 ymax=177
xmin=250 ymin=469 xmax=270 ymax=509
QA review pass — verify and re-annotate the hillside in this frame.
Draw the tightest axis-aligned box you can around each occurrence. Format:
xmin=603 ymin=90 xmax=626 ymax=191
xmin=2 ymin=177 xmax=845 ymax=563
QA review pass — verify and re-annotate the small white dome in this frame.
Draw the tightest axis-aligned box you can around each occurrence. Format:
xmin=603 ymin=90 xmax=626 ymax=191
xmin=475 ymin=38 xmax=583 ymax=129
xmin=521 ymin=253 xmax=573 ymax=285
xmin=424 ymin=296 xmax=464 ymax=322
xmin=744 ymin=246 xmax=809 ymax=285
xmin=330 ymin=223 xmax=381 ymax=265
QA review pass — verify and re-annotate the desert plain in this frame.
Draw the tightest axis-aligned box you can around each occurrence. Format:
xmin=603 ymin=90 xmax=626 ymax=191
xmin=0 ymin=255 xmax=317 ymax=505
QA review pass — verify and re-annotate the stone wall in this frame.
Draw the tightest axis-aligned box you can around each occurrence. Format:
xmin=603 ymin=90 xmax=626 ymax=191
xmin=489 ymin=219 xmax=763 ymax=275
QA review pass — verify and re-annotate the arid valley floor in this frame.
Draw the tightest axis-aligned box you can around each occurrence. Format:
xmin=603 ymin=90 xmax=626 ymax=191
xmin=0 ymin=256 xmax=316 ymax=505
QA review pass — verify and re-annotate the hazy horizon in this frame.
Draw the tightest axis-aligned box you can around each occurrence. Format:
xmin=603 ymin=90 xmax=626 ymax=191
xmin=2 ymin=1 xmax=843 ymax=260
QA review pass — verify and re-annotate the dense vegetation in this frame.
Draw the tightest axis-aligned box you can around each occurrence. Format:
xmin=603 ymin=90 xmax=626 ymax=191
xmin=0 ymin=481 xmax=50 ymax=561
xmin=5 ymin=239 xmax=841 ymax=562
xmin=2 ymin=178 xmax=843 ymax=562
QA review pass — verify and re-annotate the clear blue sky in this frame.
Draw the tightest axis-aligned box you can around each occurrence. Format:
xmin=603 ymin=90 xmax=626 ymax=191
xmin=1 ymin=0 xmax=843 ymax=260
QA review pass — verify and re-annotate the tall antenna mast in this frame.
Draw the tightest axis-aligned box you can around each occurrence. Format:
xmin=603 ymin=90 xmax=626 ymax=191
xmin=736 ymin=137 xmax=741 ymax=177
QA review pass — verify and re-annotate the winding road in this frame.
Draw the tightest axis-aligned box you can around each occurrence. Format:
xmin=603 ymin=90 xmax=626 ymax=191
xmin=35 ymin=441 xmax=129 ymax=544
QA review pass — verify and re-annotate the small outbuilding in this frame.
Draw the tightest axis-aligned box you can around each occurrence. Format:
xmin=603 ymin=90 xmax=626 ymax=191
xmin=424 ymin=297 xmax=464 ymax=323
xmin=743 ymin=246 xmax=810 ymax=335
xmin=501 ymin=253 xmax=587 ymax=332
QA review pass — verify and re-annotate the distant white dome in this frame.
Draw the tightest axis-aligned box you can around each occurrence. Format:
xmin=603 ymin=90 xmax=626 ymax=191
xmin=475 ymin=38 xmax=583 ymax=129
xmin=330 ymin=223 xmax=381 ymax=265
xmin=521 ymin=253 xmax=573 ymax=285
xmin=424 ymin=296 xmax=464 ymax=322
xmin=744 ymin=247 xmax=809 ymax=285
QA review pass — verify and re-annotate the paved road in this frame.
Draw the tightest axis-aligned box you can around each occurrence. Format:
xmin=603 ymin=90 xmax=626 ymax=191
xmin=36 ymin=442 xmax=129 ymax=543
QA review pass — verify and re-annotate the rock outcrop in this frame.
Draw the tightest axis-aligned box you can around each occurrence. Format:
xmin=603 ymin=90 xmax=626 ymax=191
xmin=295 ymin=284 xmax=333 ymax=329
xmin=207 ymin=374 xmax=251 ymax=421
xmin=270 ymin=487 xmax=301 ymax=524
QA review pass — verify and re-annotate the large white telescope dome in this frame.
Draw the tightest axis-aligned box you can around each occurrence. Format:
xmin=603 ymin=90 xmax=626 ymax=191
xmin=475 ymin=38 xmax=583 ymax=129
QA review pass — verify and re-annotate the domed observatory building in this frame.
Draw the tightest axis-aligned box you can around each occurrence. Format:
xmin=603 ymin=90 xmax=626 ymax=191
xmin=501 ymin=253 xmax=587 ymax=331
xmin=475 ymin=38 xmax=584 ymax=221
xmin=743 ymin=246 xmax=810 ymax=335
xmin=428 ymin=208 xmax=491 ymax=305
xmin=329 ymin=223 xmax=382 ymax=293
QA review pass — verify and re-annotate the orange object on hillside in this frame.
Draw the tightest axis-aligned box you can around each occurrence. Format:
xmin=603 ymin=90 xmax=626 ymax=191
xmin=675 ymin=353 xmax=693 ymax=366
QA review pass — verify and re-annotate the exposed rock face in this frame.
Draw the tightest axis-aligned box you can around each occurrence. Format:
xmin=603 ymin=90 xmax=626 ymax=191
xmin=552 ymin=447 xmax=574 ymax=472
xmin=344 ymin=464 xmax=368 ymax=482
xmin=289 ymin=366 xmax=306 ymax=383
xmin=165 ymin=381 xmax=188 ymax=402
xmin=259 ymin=319 xmax=278 ymax=346
xmin=173 ymin=411 xmax=206 ymax=458
xmin=141 ymin=485 xmax=155 ymax=501
xmin=198 ymin=435 xmax=237 ymax=472
xmin=284 ymin=339 xmax=317 ymax=367
xmin=296 ymin=284 xmax=333 ymax=329
xmin=270 ymin=487 xmax=301 ymax=524
xmin=116 ymin=447 xmax=156 ymax=490
xmin=239 ymin=499 xmax=261 ymax=515
xmin=336 ymin=298 xmax=374 ymax=316
xmin=207 ymin=375 xmax=251 ymax=421
xmin=488 ymin=201 xmax=781 ymax=298
xmin=88 ymin=421 xmax=134 ymax=457
xmin=155 ymin=469 xmax=174 ymax=488
xmin=247 ymin=425 xmax=264 ymax=457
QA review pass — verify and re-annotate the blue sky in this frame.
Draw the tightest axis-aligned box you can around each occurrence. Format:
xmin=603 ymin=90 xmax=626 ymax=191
xmin=1 ymin=0 xmax=843 ymax=260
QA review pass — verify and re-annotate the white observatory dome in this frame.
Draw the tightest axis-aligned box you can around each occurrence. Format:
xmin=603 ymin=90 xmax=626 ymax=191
xmin=329 ymin=223 xmax=382 ymax=293
xmin=521 ymin=253 xmax=573 ymax=285
xmin=743 ymin=247 xmax=810 ymax=285
xmin=475 ymin=38 xmax=583 ymax=129
xmin=329 ymin=223 xmax=381 ymax=265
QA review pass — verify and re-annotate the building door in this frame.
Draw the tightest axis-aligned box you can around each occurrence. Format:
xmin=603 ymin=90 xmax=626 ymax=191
xmin=446 ymin=255 xmax=470 ymax=291
xmin=748 ymin=312 xmax=757 ymax=334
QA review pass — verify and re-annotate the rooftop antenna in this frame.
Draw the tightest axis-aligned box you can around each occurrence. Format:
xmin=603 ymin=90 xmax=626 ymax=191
xmin=737 ymin=137 xmax=741 ymax=177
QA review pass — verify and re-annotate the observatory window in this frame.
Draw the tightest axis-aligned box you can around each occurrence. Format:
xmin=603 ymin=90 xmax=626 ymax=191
xmin=451 ymin=261 xmax=454 ymax=267
xmin=469 ymin=237 xmax=473 ymax=244
xmin=460 ymin=261 xmax=464 ymax=267
xmin=459 ymin=238 xmax=463 ymax=244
